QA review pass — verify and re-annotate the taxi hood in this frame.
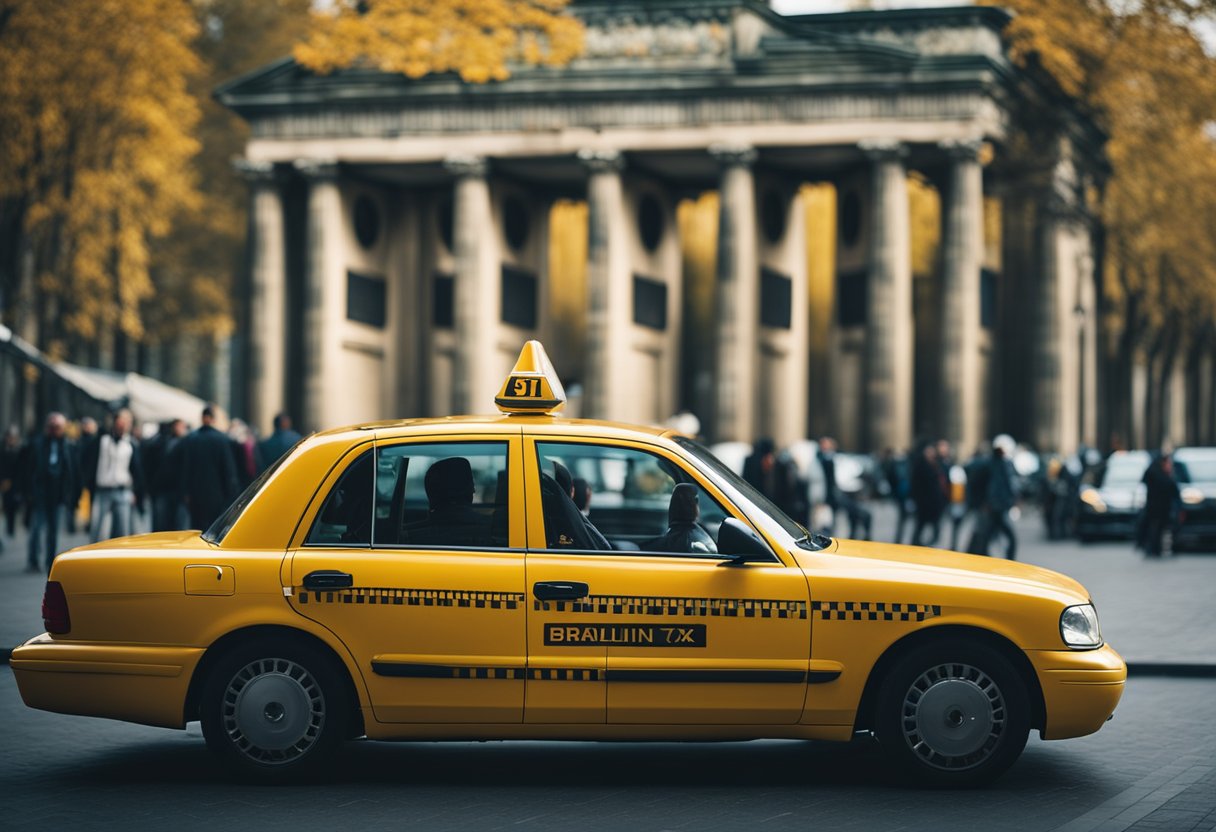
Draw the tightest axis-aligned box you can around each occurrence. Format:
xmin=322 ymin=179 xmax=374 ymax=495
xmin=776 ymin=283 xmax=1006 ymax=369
xmin=802 ymin=538 xmax=1090 ymax=603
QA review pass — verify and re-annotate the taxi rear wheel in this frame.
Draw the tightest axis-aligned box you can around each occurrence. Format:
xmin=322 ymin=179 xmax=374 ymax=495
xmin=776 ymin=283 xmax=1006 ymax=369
xmin=874 ymin=638 xmax=1030 ymax=787
xmin=200 ymin=637 xmax=349 ymax=784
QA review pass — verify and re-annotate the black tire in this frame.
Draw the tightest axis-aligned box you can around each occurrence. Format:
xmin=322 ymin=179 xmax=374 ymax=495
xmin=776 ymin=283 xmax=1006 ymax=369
xmin=199 ymin=636 xmax=349 ymax=784
xmin=874 ymin=637 xmax=1030 ymax=787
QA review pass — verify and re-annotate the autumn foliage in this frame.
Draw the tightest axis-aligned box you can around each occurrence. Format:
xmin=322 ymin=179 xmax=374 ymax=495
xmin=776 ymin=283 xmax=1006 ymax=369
xmin=294 ymin=0 xmax=584 ymax=83
xmin=990 ymin=0 xmax=1216 ymax=443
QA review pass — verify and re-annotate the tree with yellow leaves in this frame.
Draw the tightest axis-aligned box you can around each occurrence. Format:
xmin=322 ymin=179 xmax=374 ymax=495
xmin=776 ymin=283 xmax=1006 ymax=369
xmin=0 ymin=0 xmax=201 ymax=371
xmin=990 ymin=0 xmax=1216 ymax=447
xmin=294 ymin=0 xmax=584 ymax=83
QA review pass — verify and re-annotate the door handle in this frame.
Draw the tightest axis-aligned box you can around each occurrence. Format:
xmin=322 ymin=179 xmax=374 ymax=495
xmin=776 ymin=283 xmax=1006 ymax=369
xmin=533 ymin=581 xmax=589 ymax=601
xmin=303 ymin=570 xmax=354 ymax=590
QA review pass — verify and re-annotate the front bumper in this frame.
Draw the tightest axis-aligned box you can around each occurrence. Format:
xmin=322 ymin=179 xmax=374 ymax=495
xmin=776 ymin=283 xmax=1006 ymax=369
xmin=10 ymin=634 xmax=204 ymax=729
xmin=1029 ymin=643 xmax=1126 ymax=740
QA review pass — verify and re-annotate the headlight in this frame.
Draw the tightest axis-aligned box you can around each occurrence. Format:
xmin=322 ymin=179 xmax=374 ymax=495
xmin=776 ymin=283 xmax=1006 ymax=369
xmin=1060 ymin=604 xmax=1102 ymax=649
xmin=1181 ymin=487 xmax=1205 ymax=505
xmin=1079 ymin=488 xmax=1106 ymax=513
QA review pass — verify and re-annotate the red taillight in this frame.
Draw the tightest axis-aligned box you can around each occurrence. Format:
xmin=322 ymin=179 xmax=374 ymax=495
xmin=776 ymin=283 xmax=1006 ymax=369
xmin=42 ymin=581 xmax=70 ymax=634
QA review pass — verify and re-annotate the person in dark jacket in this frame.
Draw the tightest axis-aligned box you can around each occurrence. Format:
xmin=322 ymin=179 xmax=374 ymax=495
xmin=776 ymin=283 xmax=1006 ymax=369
xmin=1140 ymin=454 xmax=1180 ymax=558
xmin=744 ymin=438 xmax=806 ymax=526
xmin=145 ymin=419 xmax=189 ymax=532
xmin=0 ymin=425 xmax=24 ymax=549
xmin=23 ymin=413 xmax=78 ymax=573
xmin=257 ymin=413 xmax=302 ymax=473
xmin=910 ymin=443 xmax=948 ymax=546
xmin=971 ymin=440 xmax=1019 ymax=559
xmin=180 ymin=407 xmax=239 ymax=531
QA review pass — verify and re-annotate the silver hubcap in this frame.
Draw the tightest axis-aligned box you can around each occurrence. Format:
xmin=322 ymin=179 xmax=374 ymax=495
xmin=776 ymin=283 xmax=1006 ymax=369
xmin=222 ymin=658 xmax=325 ymax=765
xmin=901 ymin=662 xmax=1005 ymax=770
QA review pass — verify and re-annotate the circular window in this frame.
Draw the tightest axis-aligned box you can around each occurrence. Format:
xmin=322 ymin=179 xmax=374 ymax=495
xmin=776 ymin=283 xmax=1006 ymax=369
xmin=840 ymin=190 xmax=862 ymax=248
xmin=638 ymin=193 xmax=664 ymax=253
xmin=437 ymin=196 xmax=454 ymax=253
xmin=761 ymin=189 xmax=786 ymax=244
xmin=353 ymin=195 xmax=380 ymax=250
xmin=503 ymin=195 xmax=530 ymax=251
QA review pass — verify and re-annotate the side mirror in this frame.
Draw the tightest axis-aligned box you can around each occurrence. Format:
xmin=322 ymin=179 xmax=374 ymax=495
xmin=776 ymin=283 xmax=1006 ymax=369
xmin=716 ymin=518 xmax=774 ymax=566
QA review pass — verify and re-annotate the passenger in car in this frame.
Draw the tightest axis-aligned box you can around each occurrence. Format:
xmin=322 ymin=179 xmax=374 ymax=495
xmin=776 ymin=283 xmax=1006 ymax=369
xmin=541 ymin=462 xmax=610 ymax=550
xmin=646 ymin=483 xmax=717 ymax=554
xmin=405 ymin=457 xmax=491 ymax=547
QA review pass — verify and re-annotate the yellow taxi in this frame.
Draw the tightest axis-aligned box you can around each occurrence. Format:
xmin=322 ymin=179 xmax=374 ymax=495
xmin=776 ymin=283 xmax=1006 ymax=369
xmin=12 ymin=342 xmax=1124 ymax=786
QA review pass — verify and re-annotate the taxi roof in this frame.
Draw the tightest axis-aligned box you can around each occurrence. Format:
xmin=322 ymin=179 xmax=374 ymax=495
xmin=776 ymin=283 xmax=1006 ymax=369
xmin=312 ymin=414 xmax=680 ymax=442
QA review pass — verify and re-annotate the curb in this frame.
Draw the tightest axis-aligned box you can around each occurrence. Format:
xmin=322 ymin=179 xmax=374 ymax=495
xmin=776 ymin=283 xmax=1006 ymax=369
xmin=1126 ymin=662 xmax=1216 ymax=678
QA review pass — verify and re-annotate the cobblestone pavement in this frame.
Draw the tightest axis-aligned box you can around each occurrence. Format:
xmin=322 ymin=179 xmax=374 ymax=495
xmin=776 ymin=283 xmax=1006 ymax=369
xmin=0 ymin=668 xmax=1212 ymax=831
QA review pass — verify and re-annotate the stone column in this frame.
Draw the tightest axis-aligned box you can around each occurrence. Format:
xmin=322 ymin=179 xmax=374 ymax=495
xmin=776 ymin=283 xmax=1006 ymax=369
xmin=294 ymin=159 xmax=342 ymax=433
xmin=938 ymin=139 xmax=984 ymax=454
xmin=234 ymin=159 xmax=285 ymax=435
xmin=1032 ymin=198 xmax=1065 ymax=452
xmin=861 ymin=140 xmax=913 ymax=452
xmin=578 ymin=149 xmax=630 ymax=422
xmin=709 ymin=144 xmax=758 ymax=443
xmin=444 ymin=154 xmax=497 ymax=414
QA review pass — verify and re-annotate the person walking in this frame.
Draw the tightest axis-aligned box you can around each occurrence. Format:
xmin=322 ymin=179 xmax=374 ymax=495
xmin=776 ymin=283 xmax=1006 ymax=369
xmin=881 ymin=447 xmax=911 ymax=544
xmin=22 ymin=413 xmax=78 ymax=573
xmin=145 ymin=419 xmax=189 ymax=532
xmin=228 ymin=418 xmax=262 ymax=490
xmin=1140 ymin=454 xmax=1180 ymax=558
xmin=0 ymin=425 xmax=24 ymax=552
xmin=743 ymin=438 xmax=805 ymax=525
xmin=180 ymin=406 xmax=239 ymax=531
xmin=257 ymin=412 xmax=302 ymax=473
xmin=972 ymin=439 xmax=1018 ymax=559
xmin=910 ymin=442 xmax=948 ymax=546
xmin=83 ymin=408 xmax=145 ymax=542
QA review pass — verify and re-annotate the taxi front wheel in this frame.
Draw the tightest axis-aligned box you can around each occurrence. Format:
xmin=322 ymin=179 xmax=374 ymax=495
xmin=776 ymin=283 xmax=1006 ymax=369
xmin=200 ymin=637 xmax=349 ymax=784
xmin=874 ymin=638 xmax=1030 ymax=787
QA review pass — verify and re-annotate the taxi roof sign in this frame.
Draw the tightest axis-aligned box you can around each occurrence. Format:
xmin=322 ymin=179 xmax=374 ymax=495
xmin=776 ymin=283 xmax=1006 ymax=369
xmin=495 ymin=340 xmax=567 ymax=415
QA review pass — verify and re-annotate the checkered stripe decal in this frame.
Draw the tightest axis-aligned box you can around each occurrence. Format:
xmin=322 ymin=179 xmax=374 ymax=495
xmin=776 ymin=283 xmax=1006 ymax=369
xmin=811 ymin=601 xmax=941 ymax=622
xmin=533 ymin=595 xmax=807 ymax=620
xmin=298 ymin=587 xmax=525 ymax=609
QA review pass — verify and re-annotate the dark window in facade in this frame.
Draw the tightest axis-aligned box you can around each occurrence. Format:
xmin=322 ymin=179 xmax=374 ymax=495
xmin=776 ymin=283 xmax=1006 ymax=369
xmin=836 ymin=268 xmax=867 ymax=327
xmin=501 ymin=265 xmax=538 ymax=329
xmin=437 ymin=196 xmax=454 ymax=253
xmin=503 ymin=195 xmax=530 ymax=251
xmin=632 ymin=275 xmax=668 ymax=330
xmin=981 ymin=267 xmax=997 ymax=329
xmin=839 ymin=190 xmax=862 ymax=248
xmin=638 ymin=193 xmax=664 ymax=252
xmin=760 ymin=267 xmax=792 ymax=329
xmin=760 ymin=189 xmax=786 ymax=244
xmin=433 ymin=272 xmax=454 ymax=329
xmin=353 ymin=195 xmax=379 ymax=250
xmin=347 ymin=271 xmax=387 ymax=328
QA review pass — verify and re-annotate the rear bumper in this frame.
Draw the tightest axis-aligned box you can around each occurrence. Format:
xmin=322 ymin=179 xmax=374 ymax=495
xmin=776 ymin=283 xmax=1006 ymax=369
xmin=1029 ymin=644 xmax=1126 ymax=740
xmin=1076 ymin=511 xmax=1139 ymax=539
xmin=11 ymin=634 xmax=204 ymax=729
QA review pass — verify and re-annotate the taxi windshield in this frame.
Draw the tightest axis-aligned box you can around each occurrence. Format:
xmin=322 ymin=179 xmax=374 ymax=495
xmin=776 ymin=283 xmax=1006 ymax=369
xmin=674 ymin=436 xmax=824 ymax=551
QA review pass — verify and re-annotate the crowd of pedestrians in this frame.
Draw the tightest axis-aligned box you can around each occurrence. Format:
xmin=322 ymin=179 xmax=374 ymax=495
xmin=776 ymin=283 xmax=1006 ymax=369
xmin=0 ymin=408 xmax=301 ymax=573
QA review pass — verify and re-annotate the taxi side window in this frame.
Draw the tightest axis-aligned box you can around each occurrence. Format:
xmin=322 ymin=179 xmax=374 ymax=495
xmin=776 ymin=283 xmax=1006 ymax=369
xmin=535 ymin=442 xmax=728 ymax=556
xmin=306 ymin=449 xmax=374 ymax=546
xmin=373 ymin=441 xmax=511 ymax=549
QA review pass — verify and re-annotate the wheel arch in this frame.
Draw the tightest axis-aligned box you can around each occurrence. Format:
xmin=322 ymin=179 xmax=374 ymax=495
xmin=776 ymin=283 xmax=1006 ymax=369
xmin=184 ymin=624 xmax=365 ymax=738
xmin=852 ymin=624 xmax=1046 ymax=734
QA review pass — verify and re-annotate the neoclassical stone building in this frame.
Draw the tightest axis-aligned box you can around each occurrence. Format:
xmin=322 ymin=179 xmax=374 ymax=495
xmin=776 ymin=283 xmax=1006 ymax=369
xmin=219 ymin=0 xmax=1104 ymax=454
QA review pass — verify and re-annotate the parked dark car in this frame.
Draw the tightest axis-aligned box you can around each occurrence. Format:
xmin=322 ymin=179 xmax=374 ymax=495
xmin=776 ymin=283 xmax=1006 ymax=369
xmin=1174 ymin=447 xmax=1216 ymax=550
xmin=1075 ymin=451 xmax=1151 ymax=542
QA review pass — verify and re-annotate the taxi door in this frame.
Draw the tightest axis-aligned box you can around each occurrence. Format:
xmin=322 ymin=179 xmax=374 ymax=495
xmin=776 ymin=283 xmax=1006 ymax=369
xmin=287 ymin=433 xmax=527 ymax=724
xmin=523 ymin=436 xmax=811 ymax=725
